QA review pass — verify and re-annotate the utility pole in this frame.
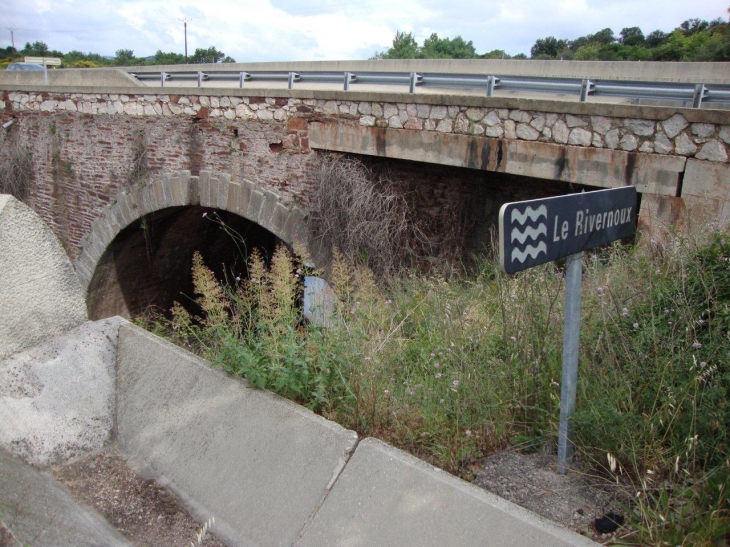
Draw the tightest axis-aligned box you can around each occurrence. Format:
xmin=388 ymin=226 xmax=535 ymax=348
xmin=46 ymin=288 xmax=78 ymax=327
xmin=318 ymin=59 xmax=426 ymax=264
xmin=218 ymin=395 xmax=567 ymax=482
xmin=8 ymin=28 xmax=16 ymax=51
xmin=179 ymin=18 xmax=191 ymax=63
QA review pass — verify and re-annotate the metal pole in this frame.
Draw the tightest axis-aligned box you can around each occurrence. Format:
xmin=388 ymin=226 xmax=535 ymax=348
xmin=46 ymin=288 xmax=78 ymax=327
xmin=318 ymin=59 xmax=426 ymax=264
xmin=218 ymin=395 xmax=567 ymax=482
xmin=409 ymin=72 xmax=417 ymax=94
xmin=160 ymin=71 xmax=166 ymax=87
xmin=486 ymin=75 xmax=495 ymax=97
xmin=557 ymin=251 xmax=583 ymax=474
xmin=180 ymin=18 xmax=191 ymax=63
xmin=288 ymin=72 xmax=295 ymax=89
xmin=239 ymin=72 xmax=246 ymax=89
xmin=344 ymin=71 xmax=350 ymax=91
xmin=197 ymin=71 xmax=202 ymax=88
xmin=580 ymin=79 xmax=591 ymax=102
xmin=692 ymin=84 xmax=706 ymax=109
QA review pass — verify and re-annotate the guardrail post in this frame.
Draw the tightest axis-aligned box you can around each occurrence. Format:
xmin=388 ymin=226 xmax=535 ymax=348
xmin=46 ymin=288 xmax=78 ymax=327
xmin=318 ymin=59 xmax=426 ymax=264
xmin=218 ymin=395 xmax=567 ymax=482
xmin=239 ymin=72 xmax=246 ymax=89
xmin=160 ymin=72 xmax=166 ymax=87
xmin=288 ymin=72 xmax=296 ymax=90
xmin=580 ymin=79 xmax=592 ymax=102
xmin=693 ymin=84 xmax=707 ymax=108
xmin=409 ymin=72 xmax=417 ymax=94
xmin=486 ymin=75 xmax=495 ymax=97
xmin=344 ymin=71 xmax=351 ymax=91
xmin=197 ymin=71 xmax=203 ymax=88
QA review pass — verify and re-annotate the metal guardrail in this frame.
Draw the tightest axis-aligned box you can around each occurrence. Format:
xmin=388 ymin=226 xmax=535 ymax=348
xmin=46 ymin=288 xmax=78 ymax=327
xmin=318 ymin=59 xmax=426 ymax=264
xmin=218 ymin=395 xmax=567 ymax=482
xmin=128 ymin=70 xmax=730 ymax=108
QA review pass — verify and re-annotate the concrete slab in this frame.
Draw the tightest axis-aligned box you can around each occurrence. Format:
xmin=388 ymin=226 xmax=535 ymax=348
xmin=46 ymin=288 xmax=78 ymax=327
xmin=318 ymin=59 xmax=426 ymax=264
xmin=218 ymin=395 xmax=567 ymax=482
xmin=297 ymin=438 xmax=598 ymax=547
xmin=0 ymin=317 xmax=125 ymax=467
xmin=0 ymin=448 xmax=131 ymax=547
xmin=116 ymin=324 xmax=359 ymax=547
xmin=0 ymin=195 xmax=87 ymax=359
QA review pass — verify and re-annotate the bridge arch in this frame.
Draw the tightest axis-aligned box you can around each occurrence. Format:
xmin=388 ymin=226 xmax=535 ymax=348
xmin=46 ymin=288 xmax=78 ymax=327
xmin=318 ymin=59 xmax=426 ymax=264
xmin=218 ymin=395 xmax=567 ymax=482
xmin=74 ymin=171 xmax=309 ymax=319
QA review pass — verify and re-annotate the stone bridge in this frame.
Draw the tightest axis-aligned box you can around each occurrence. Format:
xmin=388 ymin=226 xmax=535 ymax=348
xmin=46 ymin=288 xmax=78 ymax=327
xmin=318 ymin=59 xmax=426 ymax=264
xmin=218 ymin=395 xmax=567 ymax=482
xmin=1 ymin=64 xmax=729 ymax=319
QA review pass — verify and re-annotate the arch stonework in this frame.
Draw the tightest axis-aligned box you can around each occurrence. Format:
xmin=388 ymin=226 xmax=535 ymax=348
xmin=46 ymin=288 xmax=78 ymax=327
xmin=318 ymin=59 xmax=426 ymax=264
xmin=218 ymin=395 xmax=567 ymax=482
xmin=73 ymin=171 xmax=309 ymax=296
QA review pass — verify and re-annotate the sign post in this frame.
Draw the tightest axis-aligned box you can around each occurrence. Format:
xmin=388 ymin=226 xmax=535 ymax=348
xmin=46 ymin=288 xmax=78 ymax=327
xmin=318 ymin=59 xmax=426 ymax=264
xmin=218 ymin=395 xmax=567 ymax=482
xmin=499 ymin=187 xmax=637 ymax=473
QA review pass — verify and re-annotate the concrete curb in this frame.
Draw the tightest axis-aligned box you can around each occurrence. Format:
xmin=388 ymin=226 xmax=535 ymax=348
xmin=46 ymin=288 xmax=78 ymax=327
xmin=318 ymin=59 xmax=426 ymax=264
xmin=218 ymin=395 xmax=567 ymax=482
xmin=0 ymin=449 xmax=131 ymax=547
xmin=116 ymin=323 xmax=358 ymax=547
xmin=298 ymin=437 xmax=597 ymax=546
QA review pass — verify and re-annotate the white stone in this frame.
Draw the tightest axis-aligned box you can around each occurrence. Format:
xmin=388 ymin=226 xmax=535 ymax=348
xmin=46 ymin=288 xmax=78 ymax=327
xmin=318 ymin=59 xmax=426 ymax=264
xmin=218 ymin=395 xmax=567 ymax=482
xmin=675 ymin=133 xmax=697 ymax=156
xmin=372 ymin=103 xmax=383 ymax=117
xmin=388 ymin=116 xmax=404 ymax=129
xmin=661 ymin=114 xmax=688 ymax=139
xmin=566 ymin=114 xmax=587 ymax=128
xmin=153 ymin=104 xmax=162 ymax=116
xmin=516 ymin=124 xmax=540 ymax=140
xmin=530 ymin=116 xmax=545 ymax=132
xmin=485 ymin=126 xmax=504 ymax=138
xmin=338 ymin=104 xmax=350 ymax=114
xmin=691 ymin=123 xmax=715 ymax=138
xmin=257 ymin=109 xmax=274 ymax=121
xmin=383 ymin=103 xmax=398 ymax=119
xmin=545 ymin=113 xmax=559 ymax=128
xmin=639 ymin=141 xmax=654 ymax=153
xmin=321 ymin=101 xmax=337 ymax=114
xmin=162 ymin=103 xmax=172 ymax=116
xmin=113 ymin=101 xmax=124 ymax=114
xmin=357 ymin=102 xmax=371 ymax=115
xmin=720 ymin=127 xmax=730 ymax=145
xmin=541 ymin=127 xmax=552 ymax=141
xmin=406 ymin=104 xmax=418 ymax=117
xmin=209 ymin=108 xmax=221 ymax=118
xmin=654 ymin=133 xmax=673 ymax=154
xmin=230 ymin=97 xmax=241 ymax=106
xmin=453 ymin=114 xmax=469 ymax=133
xmin=498 ymin=109 xmax=509 ymax=120
xmin=430 ymin=106 xmax=447 ymax=120
xmin=625 ymin=119 xmax=655 ymax=137
xmin=568 ymin=128 xmax=592 ymax=146
xmin=199 ymin=96 xmax=210 ymax=108
xmin=471 ymin=124 xmax=485 ymax=136
xmin=619 ymin=134 xmax=638 ymax=151
xmin=274 ymin=108 xmax=286 ymax=121
xmin=236 ymin=103 xmax=253 ymax=119
xmin=398 ymin=110 xmax=408 ymax=124
xmin=416 ymin=104 xmax=430 ymax=118
xmin=447 ymin=106 xmax=460 ymax=118
xmin=503 ymin=120 xmax=516 ymax=139
xmin=423 ymin=119 xmax=436 ymax=131
xmin=39 ymin=100 xmax=56 ymax=112
xmin=590 ymin=116 xmax=612 ymax=135
xmin=465 ymin=108 xmax=485 ymax=121
xmin=64 ymin=99 xmax=77 ymax=112
xmin=359 ymin=115 xmax=376 ymax=127
xmin=552 ymin=120 xmax=569 ymax=143
xmin=605 ymin=129 xmax=620 ymax=149
xmin=123 ymin=102 xmax=137 ymax=115
xmin=435 ymin=119 xmax=453 ymax=133
xmin=509 ymin=110 xmax=531 ymax=123
xmin=483 ymin=111 xmax=500 ymax=126
xmin=220 ymin=97 xmax=231 ymax=108
xmin=695 ymin=140 xmax=728 ymax=162
xmin=591 ymin=133 xmax=604 ymax=148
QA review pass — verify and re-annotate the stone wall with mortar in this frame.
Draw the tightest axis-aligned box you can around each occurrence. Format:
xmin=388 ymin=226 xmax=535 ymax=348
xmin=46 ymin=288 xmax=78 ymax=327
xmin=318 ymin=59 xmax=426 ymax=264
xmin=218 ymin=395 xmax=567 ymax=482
xmin=1 ymin=89 xmax=728 ymax=266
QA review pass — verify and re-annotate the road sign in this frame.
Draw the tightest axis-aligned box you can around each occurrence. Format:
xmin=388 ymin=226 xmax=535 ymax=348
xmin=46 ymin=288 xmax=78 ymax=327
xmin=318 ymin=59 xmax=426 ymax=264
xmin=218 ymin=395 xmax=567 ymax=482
xmin=499 ymin=187 xmax=637 ymax=274
xmin=24 ymin=56 xmax=61 ymax=66
xmin=498 ymin=186 xmax=637 ymax=474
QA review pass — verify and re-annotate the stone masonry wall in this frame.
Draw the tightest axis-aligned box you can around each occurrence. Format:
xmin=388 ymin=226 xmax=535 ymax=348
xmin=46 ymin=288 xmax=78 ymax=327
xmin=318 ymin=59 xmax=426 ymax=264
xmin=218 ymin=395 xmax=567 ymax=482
xmin=1 ymin=90 xmax=728 ymax=262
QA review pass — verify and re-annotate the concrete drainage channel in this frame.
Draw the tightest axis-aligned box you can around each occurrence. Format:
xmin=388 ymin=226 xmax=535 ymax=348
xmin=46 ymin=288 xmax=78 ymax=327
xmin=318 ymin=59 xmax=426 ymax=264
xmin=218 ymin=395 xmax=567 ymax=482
xmin=0 ymin=195 xmax=597 ymax=546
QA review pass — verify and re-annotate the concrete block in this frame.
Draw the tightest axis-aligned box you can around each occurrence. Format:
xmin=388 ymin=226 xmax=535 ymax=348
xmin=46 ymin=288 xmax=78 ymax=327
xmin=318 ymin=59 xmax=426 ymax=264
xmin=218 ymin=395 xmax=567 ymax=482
xmin=188 ymin=175 xmax=200 ymax=206
xmin=0 ymin=449 xmax=131 ymax=547
xmin=247 ymin=189 xmax=265 ymax=222
xmin=632 ymin=154 xmax=685 ymax=196
xmin=266 ymin=202 xmax=291 ymax=240
xmin=0 ymin=317 xmax=124 ymax=466
xmin=217 ymin=173 xmax=231 ymax=210
xmin=235 ymin=179 xmax=255 ymax=217
xmin=118 ymin=192 xmax=140 ymax=224
xmin=116 ymin=324 xmax=358 ymax=547
xmin=0 ymin=196 xmax=87 ymax=359
xmin=227 ymin=179 xmax=241 ymax=213
xmin=208 ymin=176 xmax=219 ymax=209
xmin=198 ymin=171 xmax=212 ymax=207
xmin=298 ymin=438 xmax=597 ymax=547
xmin=682 ymin=159 xmax=730 ymax=199
xmin=258 ymin=190 xmax=279 ymax=230
xmin=282 ymin=206 xmax=308 ymax=245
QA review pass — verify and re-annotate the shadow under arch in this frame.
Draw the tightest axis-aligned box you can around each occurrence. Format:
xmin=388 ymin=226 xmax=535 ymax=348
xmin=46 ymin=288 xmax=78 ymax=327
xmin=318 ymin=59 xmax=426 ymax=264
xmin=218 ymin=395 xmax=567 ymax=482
xmin=75 ymin=171 xmax=309 ymax=320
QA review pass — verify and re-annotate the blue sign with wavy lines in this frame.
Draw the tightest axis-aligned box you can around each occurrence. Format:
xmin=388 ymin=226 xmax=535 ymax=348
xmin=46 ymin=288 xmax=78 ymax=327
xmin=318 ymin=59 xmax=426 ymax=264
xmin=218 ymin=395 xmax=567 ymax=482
xmin=499 ymin=187 xmax=637 ymax=274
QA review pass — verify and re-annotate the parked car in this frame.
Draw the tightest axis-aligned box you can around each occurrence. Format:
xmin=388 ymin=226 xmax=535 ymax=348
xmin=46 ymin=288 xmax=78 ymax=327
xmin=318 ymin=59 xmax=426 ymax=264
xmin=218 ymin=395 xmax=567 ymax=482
xmin=6 ymin=62 xmax=45 ymax=71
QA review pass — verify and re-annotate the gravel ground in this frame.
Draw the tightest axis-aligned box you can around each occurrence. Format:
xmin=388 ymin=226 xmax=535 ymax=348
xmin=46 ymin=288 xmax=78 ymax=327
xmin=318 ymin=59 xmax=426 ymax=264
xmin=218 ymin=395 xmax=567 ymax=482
xmin=472 ymin=448 xmax=630 ymax=543
xmin=52 ymin=447 xmax=225 ymax=547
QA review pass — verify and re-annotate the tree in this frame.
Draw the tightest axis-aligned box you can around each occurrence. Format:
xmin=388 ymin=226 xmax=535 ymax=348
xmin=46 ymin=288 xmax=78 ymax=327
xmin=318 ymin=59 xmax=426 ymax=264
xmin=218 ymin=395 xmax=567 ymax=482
xmin=21 ymin=41 xmax=49 ymax=56
xmin=113 ymin=49 xmax=137 ymax=66
xmin=680 ymin=18 xmax=709 ymax=36
xmin=587 ymin=28 xmax=616 ymax=45
xmin=619 ymin=27 xmax=645 ymax=46
xmin=189 ymin=46 xmax=232 ymax=64
xmin=421 ymin=33 xmax=477 ymax=59
xmin=374 ymin=31 xmax=420 ymax=59
xmin=153 ymin=50 xmax=186 ymax=65
xmin=530 ymin=36 xmax=568 ymax=58
xmin=646 ymin=30 xmax=669 ymax=47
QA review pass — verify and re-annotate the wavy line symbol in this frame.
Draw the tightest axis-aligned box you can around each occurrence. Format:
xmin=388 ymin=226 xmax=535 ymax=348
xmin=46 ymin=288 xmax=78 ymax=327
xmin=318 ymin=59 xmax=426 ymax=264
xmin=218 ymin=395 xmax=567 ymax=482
xmin=511 ymin=242 xmax=547 ymax=263
xmin=511 ymin=205 xmax=547 ymax=225
xmin=511 ymin=224 xmax=547 ymax=244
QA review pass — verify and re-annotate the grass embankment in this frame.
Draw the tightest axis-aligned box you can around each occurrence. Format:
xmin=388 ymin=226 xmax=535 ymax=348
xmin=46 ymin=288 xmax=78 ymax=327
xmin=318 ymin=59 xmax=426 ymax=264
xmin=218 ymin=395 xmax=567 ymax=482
xmin=139 ymin=231 xmax=729 ymax=545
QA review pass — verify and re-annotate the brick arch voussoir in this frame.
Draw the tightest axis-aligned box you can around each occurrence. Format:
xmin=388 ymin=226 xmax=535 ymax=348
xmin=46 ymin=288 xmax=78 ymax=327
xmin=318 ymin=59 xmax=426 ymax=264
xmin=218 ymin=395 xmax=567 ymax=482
xmin=74 ymin=170 xmax=309 ymax=295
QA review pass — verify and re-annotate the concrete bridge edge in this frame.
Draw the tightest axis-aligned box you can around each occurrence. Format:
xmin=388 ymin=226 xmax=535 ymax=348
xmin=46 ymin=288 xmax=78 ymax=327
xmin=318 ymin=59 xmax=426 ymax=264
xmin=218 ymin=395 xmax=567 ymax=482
xmin=73 ymin=172 xmax=310 ymax=297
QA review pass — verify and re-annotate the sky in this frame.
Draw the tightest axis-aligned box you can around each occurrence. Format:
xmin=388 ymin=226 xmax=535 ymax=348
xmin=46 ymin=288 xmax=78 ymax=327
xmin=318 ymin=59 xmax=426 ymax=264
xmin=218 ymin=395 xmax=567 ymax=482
xmin=2 ymin=0 xmax=728 ymax=62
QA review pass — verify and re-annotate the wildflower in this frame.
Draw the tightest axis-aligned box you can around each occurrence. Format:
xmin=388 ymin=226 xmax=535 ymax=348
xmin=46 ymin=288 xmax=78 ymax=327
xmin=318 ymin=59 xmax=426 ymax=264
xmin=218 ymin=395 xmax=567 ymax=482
xmin=510 ymin=336 xmax=517 ymax=342
xmin=633 ymin=323 xmax=639 ymax=329
xmin=296 ymin=268 xmax=302 ymax=274
xmin=385 ymin=299 xmax=392 ymax=304
xmin=235 ymin=276 xmax=241 ymax=282
xmin=664 ymin=309 xmax=670 ymax=314
xmin=692 ymin=342 xmax=702 ymax=349
xmin=452 ymin=380 xmax=460 ymax=387
xmin=430 ymin=353 xmax=435 ymax=358
xmin=435 ymin=373 xmax=442 ymax=379
xmin=409 ymin=391 xmax=415 ymax=396
xmin=622 ymin=308 xmax=629 ymax=316
xmin=434 ymin=362 xmax=440 ymax=368
xmin=439 ymin=399 xmax=445 ymax=404
xmin=202 ymin=212 xmax=208 ymax=218
xmin=383 ymin=389 xmax=389 ymax=394
xmin=700 ymin=362 xmax=707 ymax=368
xmin=364 ymin=356 xmax=372 ymax=361
xmin=465 ymin=430 xmax=472 ymax=437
